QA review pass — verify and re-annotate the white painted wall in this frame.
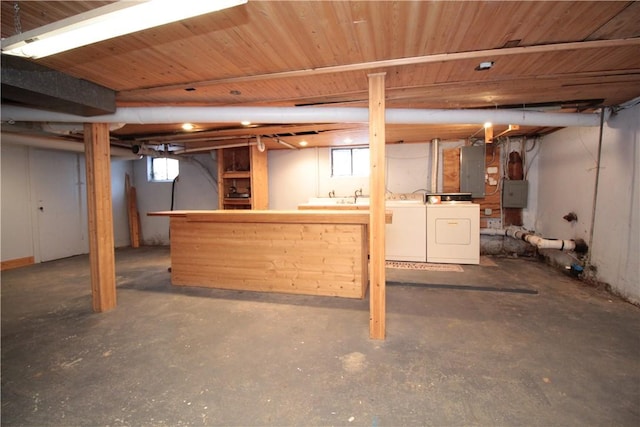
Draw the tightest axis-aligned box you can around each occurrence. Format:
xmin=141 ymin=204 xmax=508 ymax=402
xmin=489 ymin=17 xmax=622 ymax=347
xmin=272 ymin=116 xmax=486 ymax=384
xmin=591 ymin=106 xmax=639 ymax=303
xmin=1 ymin=144 xmax=34 ymax=261
xmin=531 ymin=127 xmax=598 ymax=240
xmin=530 ymin=103 xmax=640 ymax=303
xmin=134 ymin=153 xmax=218 ymax=245
xmin=268 ymin=143 xmax=434 ymax=209
xmin=111 ymin=160 xmax=134 ymax=248
xmin=0 ymin=141 xmax=133 ymax=263
xmin=268 ymin=148 xmax=319 ymax=209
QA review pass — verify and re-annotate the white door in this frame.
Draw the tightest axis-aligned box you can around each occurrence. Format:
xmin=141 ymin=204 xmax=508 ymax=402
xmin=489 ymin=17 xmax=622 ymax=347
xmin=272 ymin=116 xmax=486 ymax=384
xmin=30 ymin=149 xmax=87 ymax=262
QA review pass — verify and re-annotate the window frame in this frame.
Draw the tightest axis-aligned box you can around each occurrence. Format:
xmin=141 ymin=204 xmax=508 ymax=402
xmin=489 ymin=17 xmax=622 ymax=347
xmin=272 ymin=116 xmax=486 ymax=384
xmin=330 ymin=147 xmax=370 ymax=177
xmin=147 ymin=156 xmax=179 ymax=182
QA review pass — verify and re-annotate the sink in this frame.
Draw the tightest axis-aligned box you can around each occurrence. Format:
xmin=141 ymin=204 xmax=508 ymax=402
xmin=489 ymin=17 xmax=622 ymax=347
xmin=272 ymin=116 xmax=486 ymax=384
xmin=386 ymin=199 xmax=424 ymax=205
xmin=305 ymin=197 xmax=356 ymax=205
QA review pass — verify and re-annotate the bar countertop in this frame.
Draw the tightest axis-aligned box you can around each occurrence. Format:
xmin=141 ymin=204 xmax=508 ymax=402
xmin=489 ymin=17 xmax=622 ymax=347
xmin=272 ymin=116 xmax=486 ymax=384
xmin=148 ymin=209 xmax=392 ymax=224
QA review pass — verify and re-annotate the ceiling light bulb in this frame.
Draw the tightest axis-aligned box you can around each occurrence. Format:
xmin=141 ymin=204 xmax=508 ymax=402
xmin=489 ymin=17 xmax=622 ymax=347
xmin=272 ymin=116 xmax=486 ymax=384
xmin=241 ymin=121 xmax=251 ymax=126
xmin=475 ymin=61 xmax=495 ymax=71
xmin=299 ymin=141 xmax=308 ymax=147
xmin=182 ymin=123 xmax=195 ymax=131
xmin=484 ymin=122 xmax=493 ymax=129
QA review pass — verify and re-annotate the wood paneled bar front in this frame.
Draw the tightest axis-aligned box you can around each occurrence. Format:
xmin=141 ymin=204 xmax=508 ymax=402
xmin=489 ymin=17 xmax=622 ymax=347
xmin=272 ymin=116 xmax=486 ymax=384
xmin=148 ymin=210 xmax=391 ymax=299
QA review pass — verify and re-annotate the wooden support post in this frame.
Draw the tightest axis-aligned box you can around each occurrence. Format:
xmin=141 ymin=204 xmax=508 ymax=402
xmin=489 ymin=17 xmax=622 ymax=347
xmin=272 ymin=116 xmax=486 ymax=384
xmin=368 ymin=72 xmax=386 ymax=340
xmin=84 ymin=123 xmax=116 ymax=312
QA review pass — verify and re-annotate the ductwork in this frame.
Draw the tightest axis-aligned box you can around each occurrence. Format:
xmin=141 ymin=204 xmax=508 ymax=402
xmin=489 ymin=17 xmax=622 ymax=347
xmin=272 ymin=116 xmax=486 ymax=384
xmin=481 ymin=227 xmax=588 ymax=253
xmin=2 ymin=105 xmax=604 ymax=128
xmin=2 ymin=132 xmax=142 ymax=159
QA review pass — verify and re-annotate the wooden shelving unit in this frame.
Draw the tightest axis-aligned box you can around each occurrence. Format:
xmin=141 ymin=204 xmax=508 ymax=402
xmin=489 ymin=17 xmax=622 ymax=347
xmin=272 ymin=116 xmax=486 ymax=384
xmin=217 ymin=145 xmax=268 ymax=210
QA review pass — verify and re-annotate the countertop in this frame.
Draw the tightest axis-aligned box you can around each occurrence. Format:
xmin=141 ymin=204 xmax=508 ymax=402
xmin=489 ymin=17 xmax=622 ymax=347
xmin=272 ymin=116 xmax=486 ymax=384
xmin=148 ymin=209 xmax=392 ymax=224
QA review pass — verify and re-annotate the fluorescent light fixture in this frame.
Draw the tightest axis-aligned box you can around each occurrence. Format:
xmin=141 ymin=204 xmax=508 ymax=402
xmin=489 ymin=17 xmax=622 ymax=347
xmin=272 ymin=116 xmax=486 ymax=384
xmin=1 ymin=0 xmax=247 ymax=59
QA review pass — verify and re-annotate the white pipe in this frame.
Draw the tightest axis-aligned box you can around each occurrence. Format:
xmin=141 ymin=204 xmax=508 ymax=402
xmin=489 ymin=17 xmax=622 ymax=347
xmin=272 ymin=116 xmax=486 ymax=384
xmin=430 ymin=138 xmax=439 ymax=193
xmin=256 ymin=135 xmax=265 ymax=152
xmin=385 ymin=108 xmax=603 ymax=127
xmin=2 ymin=132 xmax=142 ymax=159
xmin=2 ymin=105 xmax=604 ymax=128
xmin=480 ymin=227 xmax=588 ymax=252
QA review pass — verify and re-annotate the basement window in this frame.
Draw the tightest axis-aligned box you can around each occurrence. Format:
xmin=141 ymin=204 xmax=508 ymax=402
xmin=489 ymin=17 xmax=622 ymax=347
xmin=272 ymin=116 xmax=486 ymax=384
xmin=331 ymin=147 xmax=370 ymax=177
xmin=148 ymin=157 xmax=179 ymax=182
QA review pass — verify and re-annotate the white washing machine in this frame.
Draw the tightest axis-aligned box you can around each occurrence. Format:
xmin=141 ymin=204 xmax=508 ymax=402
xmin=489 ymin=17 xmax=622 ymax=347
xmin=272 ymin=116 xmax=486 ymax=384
xmin=426 ymin=203 xmax=480 ymax=264
xmin=385 ymin=199 xmax=427 ymax=262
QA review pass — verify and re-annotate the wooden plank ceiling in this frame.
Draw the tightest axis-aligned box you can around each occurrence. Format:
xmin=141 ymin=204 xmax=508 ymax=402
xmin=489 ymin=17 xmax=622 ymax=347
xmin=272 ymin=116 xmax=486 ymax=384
xmin=2 ymin=0 xmax=640 ymax=150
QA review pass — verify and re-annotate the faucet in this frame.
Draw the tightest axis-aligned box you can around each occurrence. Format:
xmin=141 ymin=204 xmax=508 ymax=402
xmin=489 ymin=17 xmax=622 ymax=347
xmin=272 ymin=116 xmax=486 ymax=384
xmin=354 ymin=188 xmax=363 ymax=203
xmin=328 ymin=190 xmax=335 ymax=198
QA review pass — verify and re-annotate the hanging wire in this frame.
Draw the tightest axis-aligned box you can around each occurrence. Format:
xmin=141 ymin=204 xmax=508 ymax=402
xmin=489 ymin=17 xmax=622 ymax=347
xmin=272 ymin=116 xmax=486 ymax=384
xmin=13 ymin=1 xmax=23 ymax=34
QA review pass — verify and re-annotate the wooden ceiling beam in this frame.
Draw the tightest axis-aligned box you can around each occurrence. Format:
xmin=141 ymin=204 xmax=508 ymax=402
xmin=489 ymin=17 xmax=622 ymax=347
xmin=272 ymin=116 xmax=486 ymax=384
xmin=122 ymin=37 xmax=640 ymax=96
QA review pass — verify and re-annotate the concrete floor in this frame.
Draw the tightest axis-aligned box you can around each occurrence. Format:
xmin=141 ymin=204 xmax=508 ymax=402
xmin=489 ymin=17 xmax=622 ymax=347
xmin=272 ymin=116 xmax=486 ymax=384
xmin=1 ymin=246 xmax=639 ymax=427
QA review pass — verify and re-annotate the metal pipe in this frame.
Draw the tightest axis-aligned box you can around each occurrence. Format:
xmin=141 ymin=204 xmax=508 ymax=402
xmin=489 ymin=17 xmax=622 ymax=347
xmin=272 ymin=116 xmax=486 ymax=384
xmin=430 ymin=138 xmax=439 ymax=193
xmin=173 ymin=142 xmax=255 ymax=154
xmin=2 ymin=131 xmax=141 ymax=159
xmin=585 ymin=107 xmax=606 ymax=268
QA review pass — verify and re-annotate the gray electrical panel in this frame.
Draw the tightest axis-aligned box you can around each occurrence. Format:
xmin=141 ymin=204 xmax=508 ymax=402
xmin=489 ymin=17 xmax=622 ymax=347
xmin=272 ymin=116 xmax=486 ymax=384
xmin=503 ymin=180 xmax=528 ymax=208
xmin=460 ymin=145 xmax=485 ymax=198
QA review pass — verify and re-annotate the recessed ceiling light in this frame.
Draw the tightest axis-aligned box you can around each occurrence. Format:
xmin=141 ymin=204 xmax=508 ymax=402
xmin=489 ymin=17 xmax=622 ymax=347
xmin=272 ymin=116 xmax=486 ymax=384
xmin=299 ymin=140 xmax=308 ymax=147
xmin=475 ymin=61 xmax=495 ymax=71
xmin=182 ymin=123 xmax=195 ymax=131
xmin=241 ymin=120 xmax=251 ymax=126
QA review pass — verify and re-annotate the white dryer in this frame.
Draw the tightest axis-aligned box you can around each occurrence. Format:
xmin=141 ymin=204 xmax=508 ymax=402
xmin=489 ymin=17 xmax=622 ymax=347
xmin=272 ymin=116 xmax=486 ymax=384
xmin=426 ymin=203 xmax=480 ymax=264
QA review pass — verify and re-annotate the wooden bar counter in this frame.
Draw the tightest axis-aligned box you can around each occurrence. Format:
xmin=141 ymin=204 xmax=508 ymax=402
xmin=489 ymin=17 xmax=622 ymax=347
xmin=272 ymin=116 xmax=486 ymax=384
xmin=148 ymin=210 xmax=390 ymax=299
